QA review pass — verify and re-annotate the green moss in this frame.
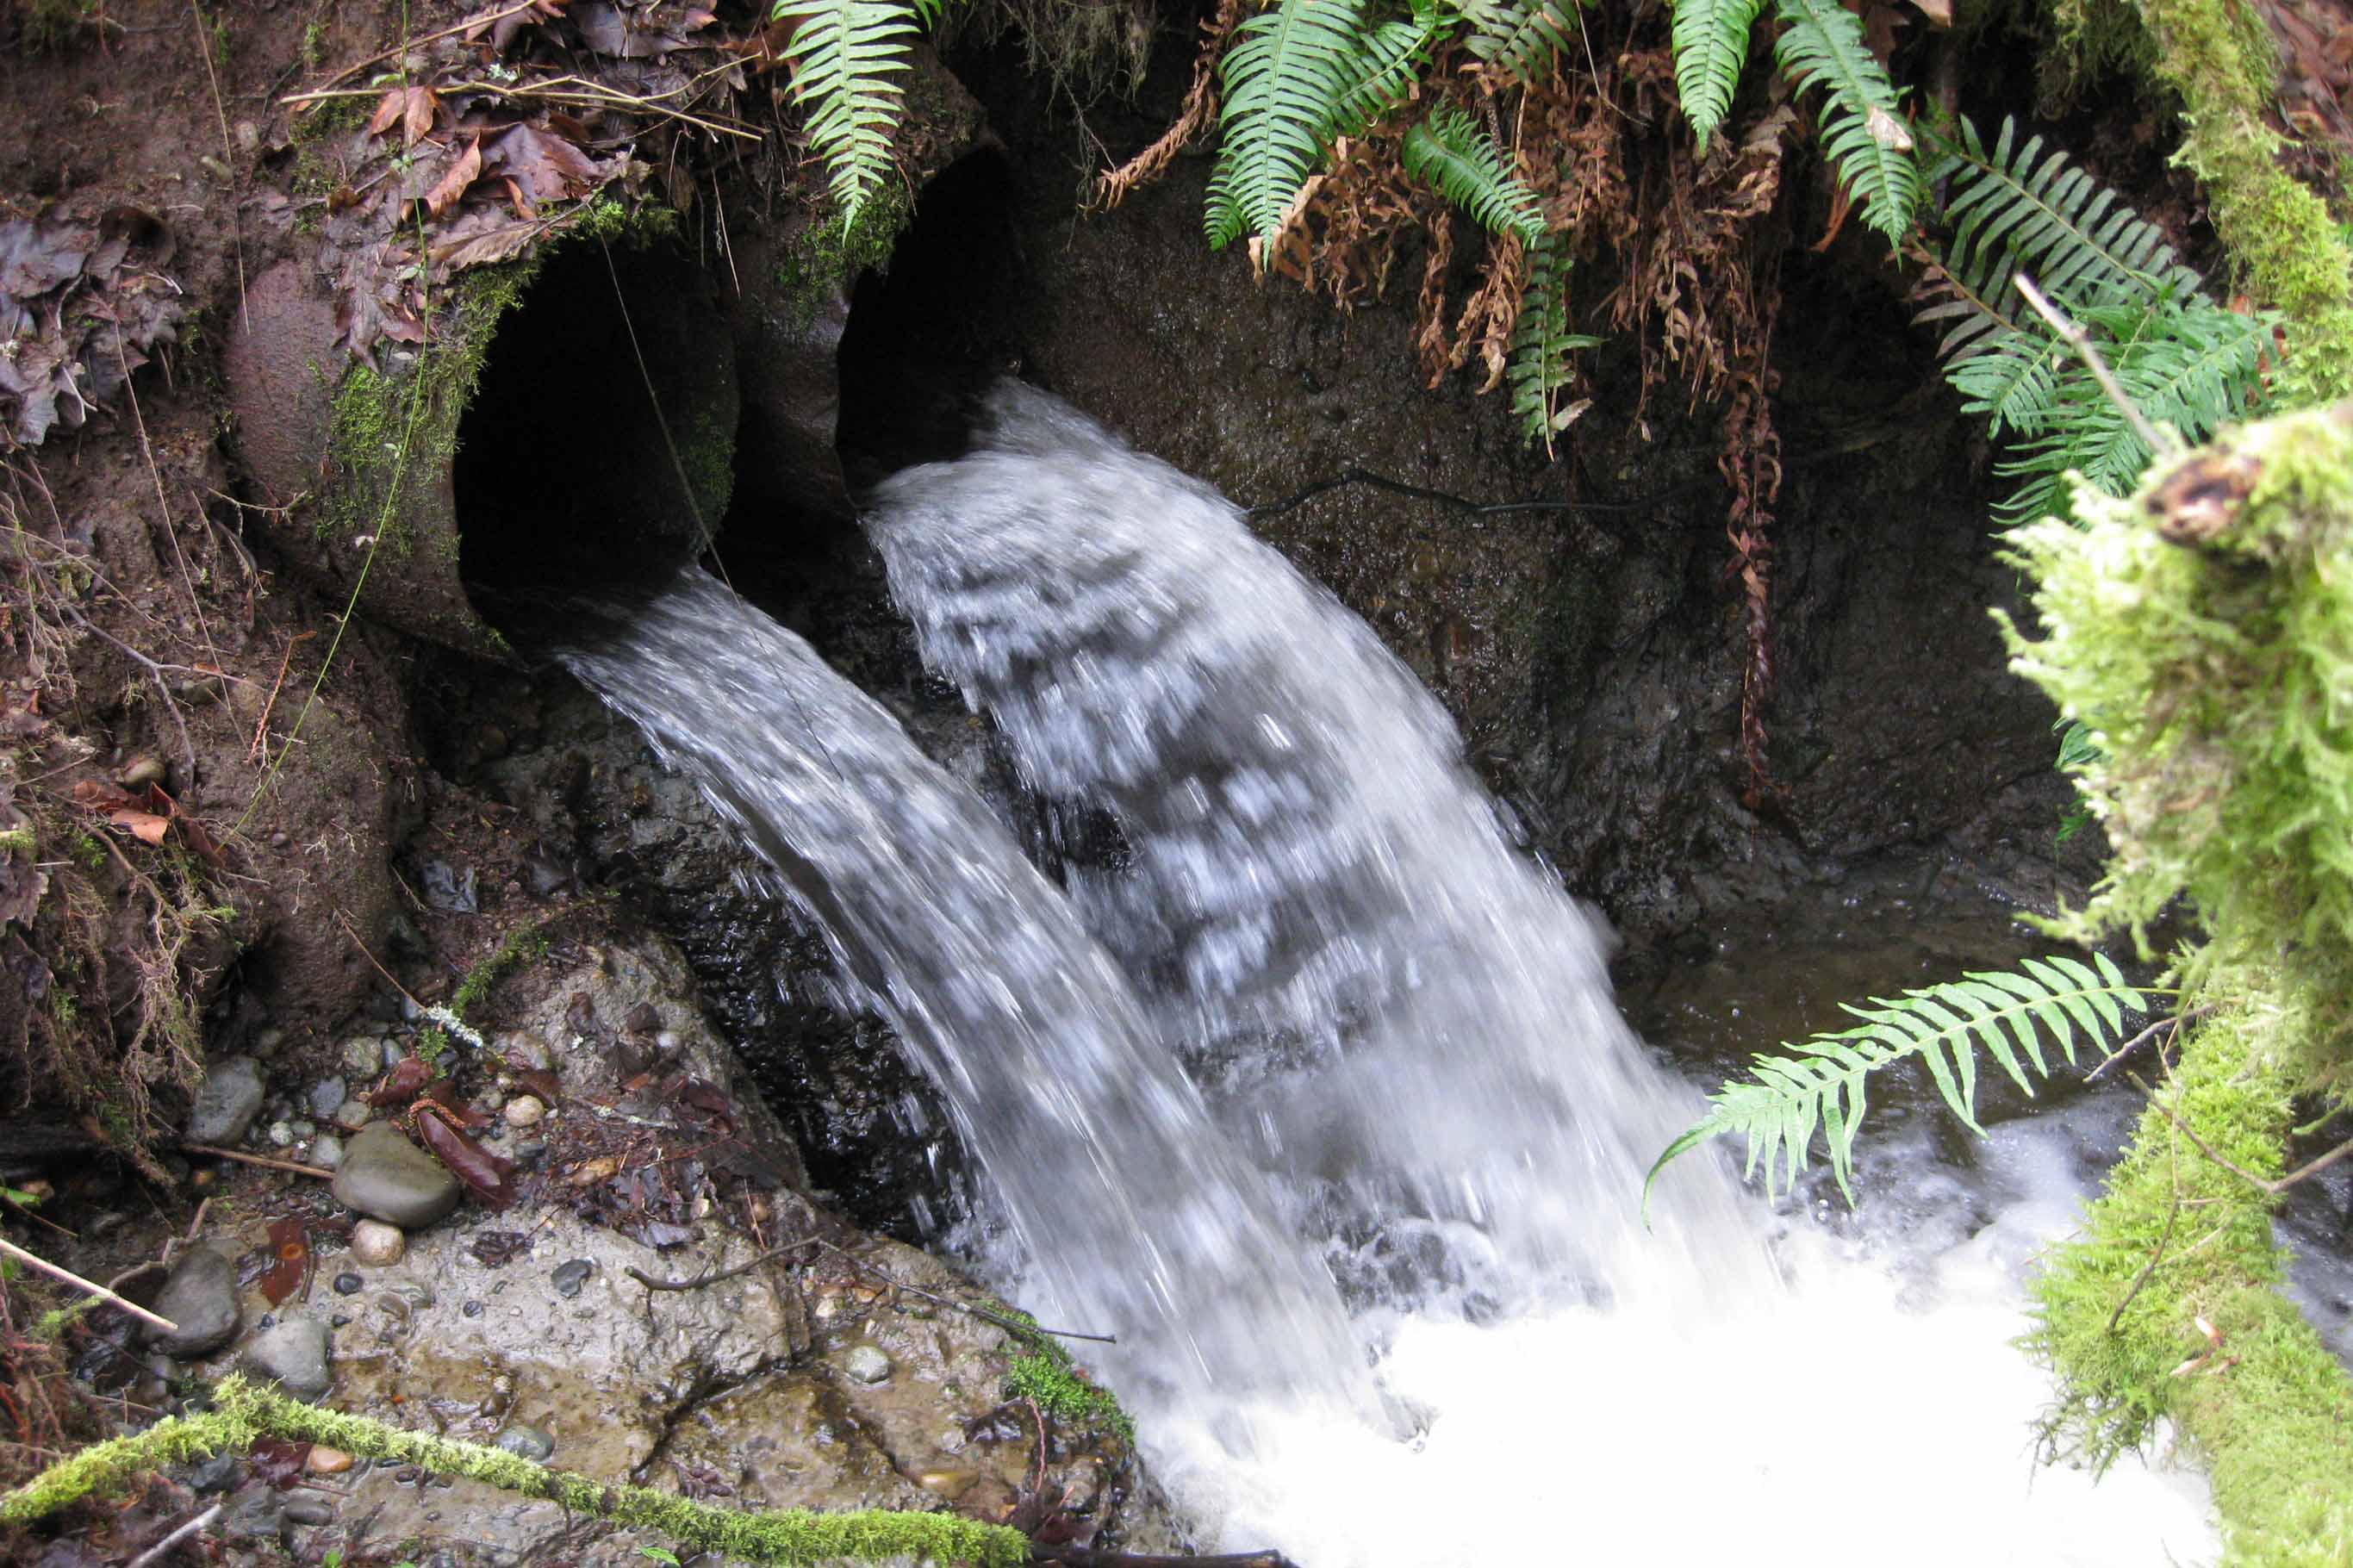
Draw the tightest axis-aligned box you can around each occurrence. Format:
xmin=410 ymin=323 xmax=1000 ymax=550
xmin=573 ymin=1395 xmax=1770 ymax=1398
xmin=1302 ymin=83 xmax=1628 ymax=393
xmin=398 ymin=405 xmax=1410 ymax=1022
xmin=0 ymin=826 xmax=32 ymax=856
xmin=2130 ymin=0 xmax=2353 ymax=405
xmin=769 ymin=190 xmax=912 ymax=333
xmin=996 ymin=1313 xmax=1134 ymax=1444
xmin=450 ymin=918 xmax=551 ymax=1019
xmin=2026 ymin=1007 xmax=2353 ymax=1565
xmin=0 ymin=1377 xmax=1027 ymax=1567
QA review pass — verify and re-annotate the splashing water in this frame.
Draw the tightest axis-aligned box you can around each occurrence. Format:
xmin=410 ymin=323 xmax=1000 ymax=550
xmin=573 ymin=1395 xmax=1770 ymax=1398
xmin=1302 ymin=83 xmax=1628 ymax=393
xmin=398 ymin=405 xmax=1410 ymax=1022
xmin=553 ymin=573 xmax=1366 ymax=1419
xmin=864 ymin=383 xmax=2218 ymax=1564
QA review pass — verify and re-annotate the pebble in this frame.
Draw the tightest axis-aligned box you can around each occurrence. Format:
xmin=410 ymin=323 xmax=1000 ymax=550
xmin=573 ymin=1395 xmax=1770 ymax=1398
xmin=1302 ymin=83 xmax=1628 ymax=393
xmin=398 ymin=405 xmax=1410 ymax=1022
xmin=494 ymin=1424 xmax=556 ymax=1462
xmin=499 ymin=1031 xmax=551 ymax=1071
xmin=281 ymin=1496 xmax=334 ymax=1527
xmin=187 ymin=1452 xmax=242 ymax=1493
xmin=332 ymin=1272 xmax=364 ymax=1296
xmin=251 ymin=1026 xmax=286 ymax=1059
xmin=118 ymin=755 xmax=167 ymax=790
xmin=343 ymin=1036 xmax=389 ymax=1075
xmin=332 ymin=1125 xmax=461 ymax=1229
xmin=290 ymin=1119 xmax=316 ymax=1140
xmin=266 ymin=1120 xmax=295 ymax=1148
xmin=244 ymin=1316 xmax=333 ymax=1400
xmin=308 ymin=1077 xmax=347 ymax=1118
xmin=502 ymin=1095 xmax=545 ymax=1128
xmin=350 ymin=1219 xmax=407 ymax=1266
xmin=310 ymin=1134 xmax=345 ymax=1171
xmin=843 ymin=1345 xmax=892 ymax=1385
xmin=918 ymin=1468 xmax=978 ymax=1500
xmin=333 ymin=1098 xmax=374 ymax=1132
xmin=146 ymin=1247 xmax=240 ymax=1357
xmin=305 ymin=1446 xmax=353 ymax=1474
xmin=185 ymin=1056 xmax=266 ymax=1145
xmin=550 ymin=1259 xmax=594 ymax=1299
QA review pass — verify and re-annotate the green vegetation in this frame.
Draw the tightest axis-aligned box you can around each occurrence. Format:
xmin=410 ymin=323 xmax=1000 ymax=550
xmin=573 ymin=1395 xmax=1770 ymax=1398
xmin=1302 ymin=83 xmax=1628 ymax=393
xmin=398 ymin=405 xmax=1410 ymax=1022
xmin=996 ymin=1313 xmax=1135 ymax=1443
xmin=769 ymin=0 xmax=948 ymax=230
xmin=0 ymin=1377 xmax=1028 ymax=1567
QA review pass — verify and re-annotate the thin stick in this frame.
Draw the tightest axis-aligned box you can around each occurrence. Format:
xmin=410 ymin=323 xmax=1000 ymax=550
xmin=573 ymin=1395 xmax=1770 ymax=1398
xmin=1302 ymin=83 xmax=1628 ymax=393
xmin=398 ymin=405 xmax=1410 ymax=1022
xmin=296 ymin=0 xmax=541 ymax=95
xmin=333 ymin=908 xmax=425 ymax=1014
xmin=125 ymin=1502 xmax=222 ymax=1568
xmin=2107 ymin=1124 xmax=2185 ymax=1334
xmin=58 ymin=605 xmax=196 ymax=781
xmin=248 ymin=631 xmax=317 ymax=764
xmin=2088 ymin=1005 xmax=2216 ymax=1081
xmin=2014 ymin=273 xmax=2167 ymax=457
xmin=179 ymin=1144 xmax=334 ymax=1180
xmin=2127 ymin=1073 xmax=2353 ymax=1196
xmin=0 ymin=1235 xmax=177 ymax=1335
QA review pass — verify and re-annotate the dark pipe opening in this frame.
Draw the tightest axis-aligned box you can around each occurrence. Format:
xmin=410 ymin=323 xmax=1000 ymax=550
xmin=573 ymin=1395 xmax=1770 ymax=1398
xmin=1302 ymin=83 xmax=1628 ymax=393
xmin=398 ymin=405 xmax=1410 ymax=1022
xmin=454 ymin=241 xmax=738 ymax=621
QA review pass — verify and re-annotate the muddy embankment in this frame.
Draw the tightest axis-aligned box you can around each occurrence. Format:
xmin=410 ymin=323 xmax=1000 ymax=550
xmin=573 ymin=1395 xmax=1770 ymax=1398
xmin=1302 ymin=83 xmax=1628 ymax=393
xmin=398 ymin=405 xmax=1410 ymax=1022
xmin=0 ymin=1 xmax=2085 ymax=1562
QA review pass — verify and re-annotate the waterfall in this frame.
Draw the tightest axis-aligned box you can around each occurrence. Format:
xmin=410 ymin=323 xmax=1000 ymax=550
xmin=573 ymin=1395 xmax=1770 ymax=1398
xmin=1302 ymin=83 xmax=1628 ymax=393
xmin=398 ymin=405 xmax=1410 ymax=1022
xmin=553 ymin=572 xmax=1366 ymax=1419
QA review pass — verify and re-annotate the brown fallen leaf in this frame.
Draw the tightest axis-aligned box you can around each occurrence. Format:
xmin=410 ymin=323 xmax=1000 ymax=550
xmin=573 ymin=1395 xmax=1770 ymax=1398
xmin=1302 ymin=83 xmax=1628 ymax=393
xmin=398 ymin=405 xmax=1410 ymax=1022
xmin=258 ymin=1215 xmax=309 ymax=1307
xmin=402 ymin=84 xmax=439 ymax=148
xmin=424 ymin=135 xmax=484 ymax=220
xmin=414 ymin=1105 xmax=518 ymax=1210
xmin=365 ymin=88 xmax=407 ymax=139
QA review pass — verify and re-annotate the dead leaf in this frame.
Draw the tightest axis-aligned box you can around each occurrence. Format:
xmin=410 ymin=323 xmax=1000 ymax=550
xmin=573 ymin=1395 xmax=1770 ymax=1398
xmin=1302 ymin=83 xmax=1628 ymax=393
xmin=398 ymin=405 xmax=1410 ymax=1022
xmin=424 ymin=136 xmax=484 ymax=220
xmin=414 ymin=1107 xmax=518 ymax=1210
xmin=366 ymin=88 xmax=407 ymax=140
xmin=402 ymin=85 xmax=440 ymax=148
xmin=258 ymin=1216 xmax=309 ymax=1306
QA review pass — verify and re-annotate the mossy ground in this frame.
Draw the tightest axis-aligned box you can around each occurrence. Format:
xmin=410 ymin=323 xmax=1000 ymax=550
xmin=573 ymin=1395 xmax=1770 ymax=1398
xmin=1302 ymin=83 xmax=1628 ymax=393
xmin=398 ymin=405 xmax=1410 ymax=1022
xmin=995 ymin=1310 xmax=1135 ymax=1444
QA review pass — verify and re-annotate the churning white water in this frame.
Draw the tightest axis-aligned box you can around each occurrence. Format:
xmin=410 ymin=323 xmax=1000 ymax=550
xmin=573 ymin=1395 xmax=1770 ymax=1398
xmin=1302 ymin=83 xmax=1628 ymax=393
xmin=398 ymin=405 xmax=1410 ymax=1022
xmin=863 ymin=383 xmax=2218 ymax=1565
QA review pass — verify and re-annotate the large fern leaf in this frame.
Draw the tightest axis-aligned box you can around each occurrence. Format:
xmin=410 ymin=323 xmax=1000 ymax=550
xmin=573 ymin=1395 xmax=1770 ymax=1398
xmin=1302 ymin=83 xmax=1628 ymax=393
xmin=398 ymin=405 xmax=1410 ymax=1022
xmin=1206 ymin=0 xmax=1378 ymax=252
xmin=1461 ymin=0 xmax=1582 ymax=82
xmin=1401 ymin=107 xmax=1545 ymax=243
xmin=1670 ymin=0 xmax=1765 ymax=152
xmin=775 ymin=0 xmax=938 ymax=230
xmin=1770 ymin=0 xmax=1920 ymax=242
xmin=1646 ymin=954 xmax=2151 ymax=1209
xmin=1508 ymin=240 xmax=1603 ymax=453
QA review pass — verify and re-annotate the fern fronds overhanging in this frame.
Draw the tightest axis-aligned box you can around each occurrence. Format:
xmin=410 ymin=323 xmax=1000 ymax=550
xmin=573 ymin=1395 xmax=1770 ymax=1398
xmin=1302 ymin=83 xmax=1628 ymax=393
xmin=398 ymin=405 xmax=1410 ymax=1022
xmin=1670 ymin=0 xmax=1765 ymax=152
xmin=1769 ymin=0 xmax=1919 ymax=243
xmin=1646 ymin=955 xmax=2163 ymax=1209
xmin=775 ymin=0 xmax=941 ymax=230
xmin=1206 ymin=0 xmax=1381 ymax=252
xmin=1332 ymin=0 xmax=1451 ymax=136
xmin=1461 ymin=0 xmax=1582 ymax=83
xmin=1401 ymin=107 xmax=1546 ymax=242
xmin=1508 ymin=240 xmax=1602 ymax=454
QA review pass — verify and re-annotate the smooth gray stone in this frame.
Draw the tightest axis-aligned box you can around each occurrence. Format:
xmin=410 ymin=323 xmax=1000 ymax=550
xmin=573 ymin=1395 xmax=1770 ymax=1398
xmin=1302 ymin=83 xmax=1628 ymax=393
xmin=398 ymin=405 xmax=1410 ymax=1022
xmin=494 ymin=1424 xmax=555 ymax=1462
xmin=331 ymin=1124 xmax=460 ymax=1228
xmin=146 ymin=1247 xmax=239 ymax=1356
xmin=245 ymin=1316 xmax=333 ymax=1400
xmin=184 ymin=1056 xmax=265 ymax=1145
xmin=308 ymin=1077 xmax=346 ymax=1117
xmin=843 ymin=1344 xmax=892 ymax=1385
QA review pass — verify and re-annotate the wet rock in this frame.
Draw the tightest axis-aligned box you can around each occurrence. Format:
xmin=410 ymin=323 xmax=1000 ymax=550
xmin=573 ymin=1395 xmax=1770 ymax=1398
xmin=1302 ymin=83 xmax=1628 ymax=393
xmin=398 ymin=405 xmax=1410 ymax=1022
xmin=502 ymin=1095 xmax=545 ymax=1128
xmin=245 ymin=1316 xmax=333 ymax=1399
xmin=308 ymin=1077 xmax=346 ymax=1117
xmin=333 ymin=1098 xmax=374 ymax=1131
xmin=550 ymin=1258 xmax=594 ymax=1298
xmin=118 ymin=755 xmax=166 ymax=790
xmin=185 ymin=1056 xmax=265 ymax=1145
xmin=266 ymin=1120 xmax=294 ymax=1147
xmin=333 ymin=1125 xmax=460 ymax=1228
xmin=146 ymin=1247 xmax=238 ymax=1356
xmin=344 ymin=1036 xmax=389 ymax=1074
xmin=187 ymin=1452 xmax=242 ymax=1493
xmin=843 ymin=1344 xmax=892 ymax=1385
xmin=281 ymin=1496 xmax=334 ymax=1526
xmin=351 ymin=1218 xmax=407 ymax=1266
xmin=333 ymin=1272 xmax=364 ymax=1295
xmin=494 ymin=1424 xmax=555 ymax=1462
xmin=305 ymin=1445 xmax=353 ymax=1474
xmin=310 ymin=1134 xmax=345 ymax=1171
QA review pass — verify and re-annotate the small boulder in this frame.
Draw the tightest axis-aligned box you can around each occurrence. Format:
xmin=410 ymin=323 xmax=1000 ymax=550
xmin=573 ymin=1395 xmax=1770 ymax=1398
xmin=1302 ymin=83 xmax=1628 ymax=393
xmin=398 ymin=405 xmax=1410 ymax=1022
xmin=146 ymin=1247 xmax=239 ymax=1357
xmin=843 ymin=1344 xmax=892 ymax=1385
xmin=184 ymin=1057 xmax=265 ymax=1146
xmin=332 ymin=1124 xmax=460 ymax=1229
xmin=245 ymin=1316 xmax=333 ymax=1400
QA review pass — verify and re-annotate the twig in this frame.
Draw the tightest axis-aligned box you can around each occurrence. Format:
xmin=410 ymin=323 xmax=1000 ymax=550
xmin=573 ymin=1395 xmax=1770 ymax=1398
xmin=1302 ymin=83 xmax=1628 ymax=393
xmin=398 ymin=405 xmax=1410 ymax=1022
xmin=2108 ymin=1123 xmax=2185 ymax=1334
xmin=2127 ymin=1072 xmax=2353 ymax=1196
xmin=125 ymin=1502 xmax=222 ymax=1568
xmin=2014 ymin=273 xmax=2168 ymax=457
xmin=248 ymin=631 xmax=317 ymax=764
xmin=296 ymin=0 xmax=543 ymax=94
xmin=57 ymin=605 xmax=196 ymax=781
xmin=0 ymin=1235 xmax=177 ymax=1335
xmin=2088 ymin=1005 xmax=2217 ymax=1081
xmin=179 ymin=1144 xmax=334 ymax=1180
xmin=333 ymin=908 xmax=426 ymax=1014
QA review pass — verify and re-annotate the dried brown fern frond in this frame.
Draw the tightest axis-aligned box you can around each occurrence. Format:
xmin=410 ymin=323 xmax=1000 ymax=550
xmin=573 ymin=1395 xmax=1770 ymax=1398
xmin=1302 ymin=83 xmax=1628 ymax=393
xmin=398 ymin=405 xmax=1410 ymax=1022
xmin=1093 ymin=0 xmax=1243 ymax=211
xmin=1416 ymin=211 xmax=1459 ymax=383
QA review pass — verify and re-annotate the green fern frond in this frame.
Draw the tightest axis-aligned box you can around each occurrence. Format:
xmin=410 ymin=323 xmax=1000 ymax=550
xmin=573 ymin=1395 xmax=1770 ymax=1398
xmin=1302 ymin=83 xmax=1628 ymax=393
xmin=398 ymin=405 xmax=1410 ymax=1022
xmin=1669 ymin=0 xmax=1765 ymax=152
xmin=1770 ymin=0 xmax=1920 ymax=242
xmin=1922 ymin=116 xmax=2205 ymax=319
xmin=1333 ymin=0 xmax=1452 ymax=137
xmin=1462 ymin=0 xmax=1582 ymax=82
xmin=1507 ymin=241 xmax=1603 ymax=453
xmin=1206 ymin=0 xmax=1379 ymax=253
xmin=775 ymin=0 xmax=937 ymax=230
xmin=1645 ymin=954 xmax=2154 ymax=1211
xmin=1401 ymin=107 xmax=1546 ymax=243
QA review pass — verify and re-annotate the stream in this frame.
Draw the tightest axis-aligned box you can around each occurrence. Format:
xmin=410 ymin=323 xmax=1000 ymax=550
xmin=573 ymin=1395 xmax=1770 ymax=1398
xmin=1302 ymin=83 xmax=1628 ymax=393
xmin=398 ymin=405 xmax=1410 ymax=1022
xmin=558 ymin=385 xmax=2220 ymax=1565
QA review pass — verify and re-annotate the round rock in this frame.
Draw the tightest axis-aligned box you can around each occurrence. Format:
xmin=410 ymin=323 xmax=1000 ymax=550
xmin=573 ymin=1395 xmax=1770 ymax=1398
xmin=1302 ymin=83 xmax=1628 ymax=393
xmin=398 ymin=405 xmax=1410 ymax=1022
xmin=184 ymin=1056 xmax=265 ymax=1146
xmin=843 ymin=1344 xmax=892 ymax=1385
xmin=332 ymin=1124 xmax=461 ymax=1229
xmin=244 ymin=1316 xmax=333 ymax=1400
xmin=349 ymin=1219 xmax=406 ymax=1266
xmin=308 ymin=1077 xmax=346 ymax=1118
xmin=309 ymin=1134 xmax=345 ymax=1171
xmin=146 ymin=1247 xmax=240 ymax=1357
xmin=502 ymin=1095 xmax=545 ymax=1128
xmin=493 ymin=1424 xmax=556 ymax=1462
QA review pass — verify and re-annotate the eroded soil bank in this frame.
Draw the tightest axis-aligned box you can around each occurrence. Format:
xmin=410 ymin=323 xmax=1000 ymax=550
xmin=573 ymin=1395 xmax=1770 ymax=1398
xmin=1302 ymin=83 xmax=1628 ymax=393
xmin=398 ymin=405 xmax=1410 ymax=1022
xmin=0 ymin=0 xmax=2126 ymax=1562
